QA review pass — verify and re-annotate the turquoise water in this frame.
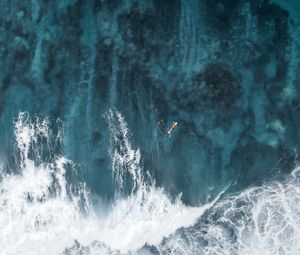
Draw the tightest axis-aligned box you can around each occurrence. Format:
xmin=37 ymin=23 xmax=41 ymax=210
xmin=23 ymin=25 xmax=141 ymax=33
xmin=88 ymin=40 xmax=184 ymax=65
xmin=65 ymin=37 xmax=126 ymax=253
xmin=0 ymin=1 xmax=300 ymax=254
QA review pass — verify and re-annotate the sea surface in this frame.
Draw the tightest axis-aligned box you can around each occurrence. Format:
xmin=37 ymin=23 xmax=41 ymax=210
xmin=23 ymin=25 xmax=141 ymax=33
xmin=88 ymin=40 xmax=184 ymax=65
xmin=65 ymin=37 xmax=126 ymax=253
xmin=1 ymin=1 xmax=300 ymax=254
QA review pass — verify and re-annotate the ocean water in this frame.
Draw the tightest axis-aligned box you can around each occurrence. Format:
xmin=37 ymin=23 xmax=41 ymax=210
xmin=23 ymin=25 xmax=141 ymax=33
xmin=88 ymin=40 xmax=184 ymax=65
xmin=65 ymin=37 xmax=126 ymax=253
xmin=1 ymin=1 xmax=300 ymax=254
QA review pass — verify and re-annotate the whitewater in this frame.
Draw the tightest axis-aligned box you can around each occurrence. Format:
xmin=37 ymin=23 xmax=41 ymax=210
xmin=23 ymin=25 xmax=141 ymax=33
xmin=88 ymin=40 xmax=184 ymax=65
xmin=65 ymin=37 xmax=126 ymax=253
xmin=1 ymin=111 xmax=300 ymax=255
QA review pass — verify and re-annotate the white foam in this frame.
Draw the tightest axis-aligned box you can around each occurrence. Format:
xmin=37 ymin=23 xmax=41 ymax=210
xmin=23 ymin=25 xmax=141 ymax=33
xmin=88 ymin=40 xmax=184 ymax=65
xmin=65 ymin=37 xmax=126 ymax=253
xmin=0 ymin=113 xmax=102 ymax=255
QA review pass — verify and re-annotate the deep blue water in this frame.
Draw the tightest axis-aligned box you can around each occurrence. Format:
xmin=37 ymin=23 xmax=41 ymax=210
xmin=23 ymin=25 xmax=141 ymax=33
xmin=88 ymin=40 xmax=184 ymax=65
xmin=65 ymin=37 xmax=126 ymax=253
xmin=1 ymin=1 xmax=300 ymax=254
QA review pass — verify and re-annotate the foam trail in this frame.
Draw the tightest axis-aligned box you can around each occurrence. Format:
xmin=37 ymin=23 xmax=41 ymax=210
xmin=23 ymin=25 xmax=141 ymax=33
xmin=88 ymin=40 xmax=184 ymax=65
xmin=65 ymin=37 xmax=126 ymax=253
xmin=105 ymin=109 xmax=144 ymax=193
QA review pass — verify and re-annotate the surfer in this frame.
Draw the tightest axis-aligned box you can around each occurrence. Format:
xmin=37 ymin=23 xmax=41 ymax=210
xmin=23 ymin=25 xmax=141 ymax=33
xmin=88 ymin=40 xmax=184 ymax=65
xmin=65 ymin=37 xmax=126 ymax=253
xmin=167 ymin=121 xmax=178 ymax=136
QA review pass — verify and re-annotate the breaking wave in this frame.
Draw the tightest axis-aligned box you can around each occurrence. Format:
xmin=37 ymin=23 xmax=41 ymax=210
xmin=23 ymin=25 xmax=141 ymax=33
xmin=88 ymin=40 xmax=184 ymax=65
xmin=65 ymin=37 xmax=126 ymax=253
xmin=0 ymin=112 xmax=215 ymax=255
